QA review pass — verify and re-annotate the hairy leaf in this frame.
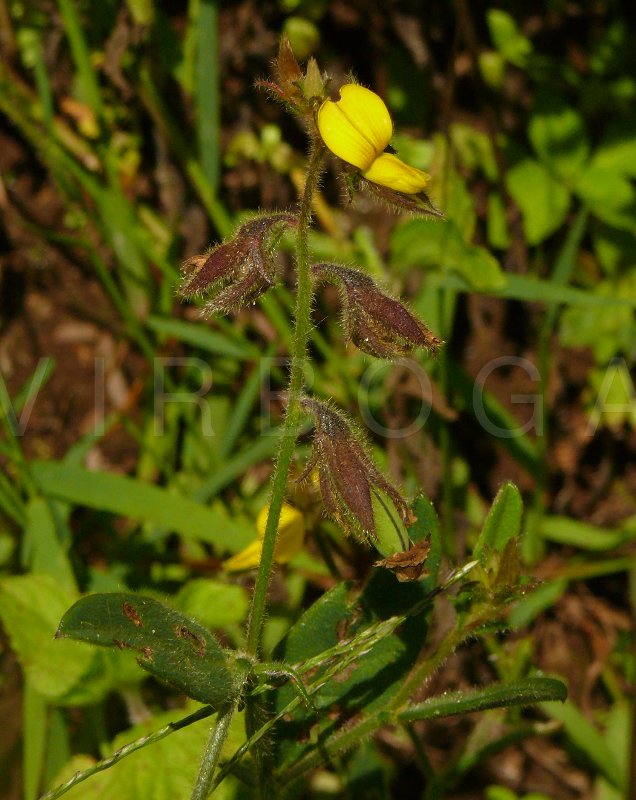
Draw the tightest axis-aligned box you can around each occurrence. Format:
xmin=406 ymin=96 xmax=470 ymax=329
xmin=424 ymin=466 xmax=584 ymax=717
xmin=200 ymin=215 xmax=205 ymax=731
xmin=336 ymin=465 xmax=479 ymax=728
xmin=57 ymin=593 xmax=241 ymax=707
xmin=399 ymin=677 xmax=567 ymax=722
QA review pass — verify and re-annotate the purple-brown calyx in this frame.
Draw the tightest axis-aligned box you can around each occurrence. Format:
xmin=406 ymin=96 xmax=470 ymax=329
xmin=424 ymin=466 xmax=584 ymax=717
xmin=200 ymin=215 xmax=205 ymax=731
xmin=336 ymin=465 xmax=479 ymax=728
xmin=180 ymin=213 xmax=298 ymax=316
xmin=299 ymin=397 xmax=410 ymax=542
xmin=312 ymin=263 xmax=442 ymax=359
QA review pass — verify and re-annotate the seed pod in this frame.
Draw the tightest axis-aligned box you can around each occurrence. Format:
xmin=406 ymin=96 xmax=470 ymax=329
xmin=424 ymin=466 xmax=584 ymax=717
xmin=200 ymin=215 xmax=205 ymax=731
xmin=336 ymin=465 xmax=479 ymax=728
xmin=180 ymin=213 xmax=297 ymax=316
xmin=312 ymin=263 xmax=441 ymax=359
xmin=299 ymin=397 xmax=410 ymax=543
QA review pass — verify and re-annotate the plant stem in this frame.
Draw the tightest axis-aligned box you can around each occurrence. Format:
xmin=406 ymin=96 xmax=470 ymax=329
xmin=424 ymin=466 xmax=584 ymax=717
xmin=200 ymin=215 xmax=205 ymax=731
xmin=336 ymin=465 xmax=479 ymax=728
xmin=190 ymin=704 xmax=235 ymax=800
xmin=396 ymin=633 xmax=463 ymax=711
xmin=245 ymin=143 xmax=324 ymax=657
xmin=40 ymin=706 xmax=215 ymax=800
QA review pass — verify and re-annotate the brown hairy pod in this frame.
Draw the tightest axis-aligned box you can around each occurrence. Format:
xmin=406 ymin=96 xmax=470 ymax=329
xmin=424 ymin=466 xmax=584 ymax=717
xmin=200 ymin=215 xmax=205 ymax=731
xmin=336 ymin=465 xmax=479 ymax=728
xmin=312 ymin=262 xmax=442 ymax=359
xmin=180 ymin=213 xmax=297 ymax=316
xmin=299 ymin=397 xmax=410 ymax=542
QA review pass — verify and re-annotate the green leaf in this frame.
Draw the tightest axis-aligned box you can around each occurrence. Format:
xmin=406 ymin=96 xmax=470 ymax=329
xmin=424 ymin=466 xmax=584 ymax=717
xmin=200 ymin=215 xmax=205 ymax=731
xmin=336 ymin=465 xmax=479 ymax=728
xmin=57 ymin=593 xmax=241 ymax=708
xmin=22 ymin=497 xmax=76 ymax=593
xmin=485 ymin=788 xmax=518 ymax=800
xmin=23 ymin=681 xmax=47 ymax=800
xmin=538 ymin=516 xmax=635 ymax=551
xmin=47 ymin=703 xmax=244 ymax=800
xmin=528 ymin=92 xmax=589 ymax=183
xmin=346 ymin=741 xmax=390 ymax=800
xmin=487 ymin=191 xmax=510 ymax=249
xmin=399 ymin=677 xmax=567 ymax=722
xmin=274 ymin=582 xmax=353 ymax=667
xmin=559 ymin=276 xmax=636 ymax=362
xmin=32 ymin=462 xmax=252 ymax=552
xmin=506 ymin=158 xmax=570 ymax=244
xmin=594 ymin=697 xmax=632 ymax=800
xmin=508 ymin=579 xmax=568 ymax=629
xmin=575 ymin=164 xmax=636 ymax=231
xmin=408 ymin=495 xmax=442 ymax=592
xmin=541 ymin=700 xmax=624 ymax=791
xmin=432 ymin=270 xmax=636 ymax=309
xmin=195 ymin=0 xmax=221 ymax=190
xmin=391 ymin=218 xmax=506 ymax=292
xmin=487 ymin=9 xmax=532 ymax=66
xmin=314 ymin=582 xmax=425 ymax=715
xmin=145 ymin=315 xmax=255 ymax=360
xmin=275 ymin=575 xmax=430 ymax=766
xmin=0 ymin=575 xmax=104 ymax=702
xmin=588 ymin=361 xmax=636 ymax=431
xmin=592 ymin=113 xmax=636 ymax=177
xmin=174 ymin=579 xmax=249 ymax=630
xmin=592 ymin=224 xmax=636 ymax=276
xmin=473 ymin=482 xmax=523 ymax=562
xmin=450 ymin=123 xmax=498 ymax=181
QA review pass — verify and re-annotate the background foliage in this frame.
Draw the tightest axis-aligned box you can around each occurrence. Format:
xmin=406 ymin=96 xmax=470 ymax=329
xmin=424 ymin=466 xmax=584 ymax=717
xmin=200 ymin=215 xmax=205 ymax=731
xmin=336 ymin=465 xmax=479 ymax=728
xmin=0 ymin=1 xmax=634 ymax=798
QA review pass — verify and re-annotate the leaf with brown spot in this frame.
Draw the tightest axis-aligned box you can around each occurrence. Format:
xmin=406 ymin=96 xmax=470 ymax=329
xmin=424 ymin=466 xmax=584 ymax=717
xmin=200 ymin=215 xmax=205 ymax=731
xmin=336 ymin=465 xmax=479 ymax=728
xmin=57 ymin=593 xmax=241 ymax=707
xmin=122 ymin=601 xmax=143 ymax=627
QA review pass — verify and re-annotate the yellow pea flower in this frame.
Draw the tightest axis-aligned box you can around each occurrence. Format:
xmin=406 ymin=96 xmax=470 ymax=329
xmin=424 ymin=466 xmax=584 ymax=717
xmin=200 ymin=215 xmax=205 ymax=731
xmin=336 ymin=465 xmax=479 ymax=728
xmin=317 ymin=84 xmax=430 ymax=194
xmin=222 ymin=503 xmax=305 ymax=572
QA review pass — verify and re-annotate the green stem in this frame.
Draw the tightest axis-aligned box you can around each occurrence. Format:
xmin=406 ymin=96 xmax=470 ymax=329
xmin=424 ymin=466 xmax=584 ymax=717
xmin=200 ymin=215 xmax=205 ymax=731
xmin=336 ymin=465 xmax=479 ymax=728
xmin=392 ymin=604 xmax=490 ymax=710
xmin=393 ymin=623 xmax=467 ymax=710
xmin=190 ymin=704 xmax=235 ymax=800
xmin=245 ymin=143 xmax=324 ymax=657
xmin=39 ymin=706 xmax=215 ymax=800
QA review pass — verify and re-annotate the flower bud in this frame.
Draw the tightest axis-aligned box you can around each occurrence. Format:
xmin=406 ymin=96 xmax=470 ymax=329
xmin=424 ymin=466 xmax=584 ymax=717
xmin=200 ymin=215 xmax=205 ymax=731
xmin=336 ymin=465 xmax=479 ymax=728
xmin=277 ymin=35 xmax=303 ymax=85
xmin=312 ymin=263 xmax=441 ymax=359
xmin=299 ymin=397 xmax=410 ymax=543
xmin=302 ymin=57 xmax=325 ymax=102
xmin=180 ymin=213 xmax=297 ymax=316
xmin=256 ymin=36 xmax=326 ymax=116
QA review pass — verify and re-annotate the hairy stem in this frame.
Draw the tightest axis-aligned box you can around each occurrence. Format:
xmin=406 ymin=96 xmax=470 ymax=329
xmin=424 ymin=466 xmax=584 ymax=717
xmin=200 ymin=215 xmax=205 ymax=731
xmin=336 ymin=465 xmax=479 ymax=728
xmin=190 ymin=703 xmax=235 ymax=800
xmin=245 ymin=143 xmax=324 ymax=657
xmin=39 ymin=705 xmax=215 ymax=800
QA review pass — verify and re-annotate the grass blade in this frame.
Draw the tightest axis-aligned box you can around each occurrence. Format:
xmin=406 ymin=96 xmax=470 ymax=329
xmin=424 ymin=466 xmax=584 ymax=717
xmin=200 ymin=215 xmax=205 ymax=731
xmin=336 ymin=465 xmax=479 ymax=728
xmin=32 ymin=461 xmax=253 ymax=550
xmin=195 ymin=0 xmax=221 ymax=192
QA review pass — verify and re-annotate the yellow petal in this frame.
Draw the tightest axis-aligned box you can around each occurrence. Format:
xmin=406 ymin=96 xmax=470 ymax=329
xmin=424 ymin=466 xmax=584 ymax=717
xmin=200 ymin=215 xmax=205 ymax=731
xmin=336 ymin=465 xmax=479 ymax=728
xmin=362 ymin=152 xmax=430 ymax=194
xmin=258 ymin=503 xmax=305 ymax=563
xmin=222 ymin=540 xmax=263 ymax=572
xmin=317 ymin=84 xmax=392 ymax=170
xmin=223 ymin=503 xmax=305 ymax=572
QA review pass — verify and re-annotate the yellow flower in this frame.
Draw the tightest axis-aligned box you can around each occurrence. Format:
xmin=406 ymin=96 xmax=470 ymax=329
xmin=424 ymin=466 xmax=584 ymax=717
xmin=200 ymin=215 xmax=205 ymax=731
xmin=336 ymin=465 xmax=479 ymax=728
xmin=222 ymin=503 xmax=305 ymax=572
xmin=317 ymin=84 xmax=430 ymax=194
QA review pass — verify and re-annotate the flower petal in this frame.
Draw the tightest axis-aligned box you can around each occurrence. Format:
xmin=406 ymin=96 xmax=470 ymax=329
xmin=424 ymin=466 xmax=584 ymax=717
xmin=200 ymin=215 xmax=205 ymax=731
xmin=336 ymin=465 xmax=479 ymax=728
xmin=223 ymin=504 xmax=304 ymax=572
xmin=222 ymin=540 xmax=263 ymax=572
xmin=317 ymin=84 xmax=392 ymax=170
xmin=362 ymin=152 xmax=430 ymax=194
xmin=318 ymin=99 xmax=377 ymax=170
xmin=336 ymin=85 xmax=393 ymax=154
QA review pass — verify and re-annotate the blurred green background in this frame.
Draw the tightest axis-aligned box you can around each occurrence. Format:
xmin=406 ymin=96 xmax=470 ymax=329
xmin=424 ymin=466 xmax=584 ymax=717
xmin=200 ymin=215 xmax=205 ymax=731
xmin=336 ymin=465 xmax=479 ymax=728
xmin=0 ymin=1 xmax=635 ymax=798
